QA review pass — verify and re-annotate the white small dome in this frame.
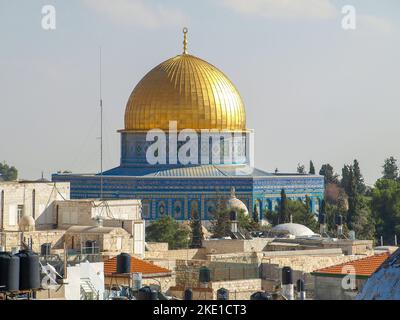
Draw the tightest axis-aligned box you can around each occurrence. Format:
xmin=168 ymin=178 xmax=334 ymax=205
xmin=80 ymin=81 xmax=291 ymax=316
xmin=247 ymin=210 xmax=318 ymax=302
xmin=226 ymin=187 xmax=248 ymax=215
xmin=19 ymin=215 xmax=35 ymax=231
xmin=272 ymin=223 xmax=314 ymax=237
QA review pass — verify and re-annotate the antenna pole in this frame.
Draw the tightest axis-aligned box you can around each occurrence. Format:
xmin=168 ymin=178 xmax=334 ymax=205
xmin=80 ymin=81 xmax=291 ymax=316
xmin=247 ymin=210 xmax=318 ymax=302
xmin=100 ymin=47 xmax=103 ymax=200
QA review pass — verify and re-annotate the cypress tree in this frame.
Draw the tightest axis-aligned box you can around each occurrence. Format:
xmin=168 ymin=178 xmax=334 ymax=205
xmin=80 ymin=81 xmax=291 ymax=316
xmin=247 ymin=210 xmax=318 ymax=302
xmin=309 ymin=161 xmax=315 ymax=175
xmin=279 ymin=189 xmax=289 ymax=223
xmin=190 ymin=209 xmax=203 ymax=248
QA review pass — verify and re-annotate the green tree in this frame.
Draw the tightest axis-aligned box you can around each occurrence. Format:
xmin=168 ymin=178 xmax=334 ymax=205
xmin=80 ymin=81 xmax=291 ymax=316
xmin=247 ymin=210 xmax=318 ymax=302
xmin=352 ymin=159 xmax=366 ymax=194
xmin=309 ymin=161 xmax=315 ymax=175
xmin=371 ymin=179 xmax=400 ymax=245
xmin=146 ymin=216 xmax=190 ymax=249
xmin=319 ymin=164 xmax=339 ymax=185
xmin=341 ymin=164 xmax=352 ymax=195
xmin=210 ymin=209 xmax=231 ymax=238
xmin=297 ymin=164 xmax=306 ymax=174
xmin=0 ymin=162 xmax=18 ymax=181
xmin=290 ymin=199 xmax=318 ymax=232
xmin=279 ymin=189 xmax=289 ymax=223
xmin=341 ymin=161 xmax=375 ymax=240
xmin=382 ymin=156 xmax=399 ymax=180
xmin=348 ymin=196 xmax=375 ymax=240
xmin=190 ymin=209 xmax=203 ymax=248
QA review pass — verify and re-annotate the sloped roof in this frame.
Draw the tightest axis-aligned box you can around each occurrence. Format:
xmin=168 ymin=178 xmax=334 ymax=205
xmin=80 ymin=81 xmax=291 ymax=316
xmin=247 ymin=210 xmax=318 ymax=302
xmin=104 ymin=256 xmax=171 ymax=277
xmin=312 ymin=252 xmax=390 ymax=278
xmin=102 ymin=164 xmax=271 ymax=177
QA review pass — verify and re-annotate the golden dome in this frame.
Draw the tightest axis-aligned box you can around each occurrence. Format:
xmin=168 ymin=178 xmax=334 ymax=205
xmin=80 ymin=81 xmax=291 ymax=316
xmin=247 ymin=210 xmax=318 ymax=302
xmin=124 ymin=49 xmax=246 ymax=131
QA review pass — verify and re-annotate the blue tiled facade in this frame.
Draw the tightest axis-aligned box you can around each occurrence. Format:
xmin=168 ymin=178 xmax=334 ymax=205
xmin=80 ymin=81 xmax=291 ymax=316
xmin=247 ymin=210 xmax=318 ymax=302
xmin=53 ymin=130 xmax=324 ymax=221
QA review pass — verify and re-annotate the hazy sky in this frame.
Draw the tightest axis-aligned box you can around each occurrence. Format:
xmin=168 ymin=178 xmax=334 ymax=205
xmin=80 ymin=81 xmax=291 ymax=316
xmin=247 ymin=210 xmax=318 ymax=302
xmin=1 ymin=0 xmax=399 ymax=185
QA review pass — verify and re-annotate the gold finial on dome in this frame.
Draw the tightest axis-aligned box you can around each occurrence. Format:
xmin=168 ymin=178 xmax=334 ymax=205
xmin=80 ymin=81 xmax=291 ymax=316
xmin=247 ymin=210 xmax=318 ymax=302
xmin=183 ymin=27 xmax=188 ymax=54
xmin=230 ymin=187 xmax=236 ymax=198
xmin=124 ymin=43 xmax=246 ymax=131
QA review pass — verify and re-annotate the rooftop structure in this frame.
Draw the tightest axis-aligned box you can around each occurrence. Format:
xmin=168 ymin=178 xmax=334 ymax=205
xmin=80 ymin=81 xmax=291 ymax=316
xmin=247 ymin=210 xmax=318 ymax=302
xmin=271 ymin=223 xmax=316 ymax=238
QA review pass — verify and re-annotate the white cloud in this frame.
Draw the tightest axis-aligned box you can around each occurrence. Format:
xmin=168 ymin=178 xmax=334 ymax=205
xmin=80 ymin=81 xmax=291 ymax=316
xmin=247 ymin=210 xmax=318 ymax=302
xmin=83 ymin=0 xmax=188 ymax=28
xmin=220 ymin=0 xmax=337 ymax=19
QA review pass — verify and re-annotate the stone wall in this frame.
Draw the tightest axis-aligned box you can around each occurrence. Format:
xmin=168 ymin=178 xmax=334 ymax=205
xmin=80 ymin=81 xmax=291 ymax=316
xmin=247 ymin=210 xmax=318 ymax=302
xmin=203 ymin=238 xmax=272 ymax=254
xmin=168 ymin=279 xmax=263 ymax=300
xmin=144 ymin=248 xmax=206 ymax=260
xmin=207 ymin=252 xmax=262 ymax=264
xmin=0 ymin=230 xmax=65 ymax=252
xmin=314 ymin=276 xmax=365 ymax=300
xmin=260 ymin=253 xmax=368 ymax=298
xmin=210 ymin=279 xmax=263 ymax=300
xmin=64 ymin=228 xmax=132 ymax=254
xmin=104 ymin=275 xmax=175 ymax=293
xmin=262 ymin=254 xmax=364 ymax=274
xmin=0 ymin=181 xmax=70 ymax=231
xmin=146 ymin=242 xmax=169 ymax=252
xmin=168 ymin=287 xmax=214 ymax=300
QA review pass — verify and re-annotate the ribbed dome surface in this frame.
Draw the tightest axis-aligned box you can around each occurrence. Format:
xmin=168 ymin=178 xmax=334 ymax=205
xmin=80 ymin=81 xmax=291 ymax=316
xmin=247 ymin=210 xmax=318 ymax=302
xmin=124 ymin=54 xmax=246 ymax=131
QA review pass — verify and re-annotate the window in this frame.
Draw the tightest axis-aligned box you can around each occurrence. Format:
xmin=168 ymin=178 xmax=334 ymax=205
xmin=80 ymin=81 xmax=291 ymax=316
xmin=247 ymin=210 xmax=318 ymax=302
xmin=17 ymin=205 xmax=24 ymax=223
xmin=8 ymin=204 xmax=17 ymax=226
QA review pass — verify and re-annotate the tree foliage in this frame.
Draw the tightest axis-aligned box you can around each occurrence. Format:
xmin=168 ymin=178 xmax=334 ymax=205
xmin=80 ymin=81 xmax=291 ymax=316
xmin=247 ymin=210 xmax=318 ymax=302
xmin=371 ymin=179 xmax=400 ymax=244
xmin=279 ymin=189 xmax=289 ymax=224
xmin=146 ymin=216 xmax=190 ymax=249
xmin=289 ymin=198 xmax=318 ymax=232
xmin=309 ymin=161 xmax=315 ymax=175
xmin=319 ymin=164 xmax=339 ymax=185
xmin=190 ymin=209 xmax=203 ymax=248
xmin=297 ymin=164 xmax=306 ymax=174
xmin=382 ymin=156 xmax=399 ymax=180
xmin=210 ymin=195 xmax=231 ymax=238
xmin=0 ymin=162 xmax=18 ymax=181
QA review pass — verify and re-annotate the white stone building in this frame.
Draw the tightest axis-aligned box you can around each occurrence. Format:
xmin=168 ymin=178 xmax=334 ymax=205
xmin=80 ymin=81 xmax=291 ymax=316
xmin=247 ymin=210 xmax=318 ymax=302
xmin=0 ymin=181 xmax=70 ymax=231
xmin=0 ymin=181 xmax=145 ymax=257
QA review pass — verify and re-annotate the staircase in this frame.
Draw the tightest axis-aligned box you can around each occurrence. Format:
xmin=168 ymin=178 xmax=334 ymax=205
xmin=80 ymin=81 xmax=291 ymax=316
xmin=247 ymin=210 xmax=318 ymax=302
xmin=80 ymin=278 xmax=99 ymax=300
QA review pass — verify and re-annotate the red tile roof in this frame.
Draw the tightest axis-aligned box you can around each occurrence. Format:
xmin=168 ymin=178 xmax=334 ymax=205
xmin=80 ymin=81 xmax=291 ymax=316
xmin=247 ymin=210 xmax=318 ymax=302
xmin=312 ymin=252 xmax=390 ymax=278
xmin=104 ymin=256 xmax=171 ymax=276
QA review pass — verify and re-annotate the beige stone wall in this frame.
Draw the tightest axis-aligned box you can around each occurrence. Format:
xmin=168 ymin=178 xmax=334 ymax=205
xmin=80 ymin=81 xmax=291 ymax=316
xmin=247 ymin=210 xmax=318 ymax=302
xmin=0 ymin=181 xmax=70 ymax=231
xmin=55 ymin=199 xmax=142 ymax=230
xmin=168 ymin=287 xmax=214 ymax=300
xmin=175 ymin=259 xmax=210 ymax=288
xmin=203 ymin=239 xmax=245 ymax=254
xmin=144 ymin=248 xmax=206 ymax=260
xmin=105 ymin=275 xmax=175 ymax=293
xmin=207 ymin=252 xmax=262 ymax=264
xmin=64 ymin=228 xmax=132 ymax=254
xmin=314 ymin=276 xmax=366 ymax=300
xmin=168 ymin=279 xmax=262 ymax=300
xmin=203 ymin=238 xmax=274 ymax=255
xmin=0 ymin=230 xmax=65 ymax=252
xmin=262 ymin=254 xmax=366 ymax=274
xmin=146 ymin=242 xmax=169 ymax=252
xmin=210 ymin=279 xmax=263 ymax=300
xmin=55 ymin=201 xmax=93 ymax=229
